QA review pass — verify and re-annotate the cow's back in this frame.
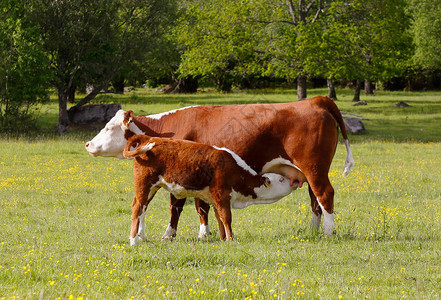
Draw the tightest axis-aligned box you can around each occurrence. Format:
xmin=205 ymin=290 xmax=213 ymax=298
xmin=161 ymin=97 xmax=340 ymax=173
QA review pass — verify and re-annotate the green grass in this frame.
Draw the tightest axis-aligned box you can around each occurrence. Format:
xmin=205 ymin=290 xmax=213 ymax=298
xmin=0 ymin=89 xmax=440 ymax=299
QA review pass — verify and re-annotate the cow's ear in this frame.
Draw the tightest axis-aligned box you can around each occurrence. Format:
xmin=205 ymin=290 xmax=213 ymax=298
xmin=123 ymin=110 xmax=134 ymax=128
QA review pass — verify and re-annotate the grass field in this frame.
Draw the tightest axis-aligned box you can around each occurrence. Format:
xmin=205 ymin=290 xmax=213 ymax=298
xmin=0 ymin=89 xmax=440 ymax=299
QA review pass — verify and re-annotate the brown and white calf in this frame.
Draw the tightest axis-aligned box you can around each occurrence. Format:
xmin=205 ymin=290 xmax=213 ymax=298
xmin=86 ymin=96 xmax=354 ymax=238
xmin=123 ymin=134 xmax=294 ymax=245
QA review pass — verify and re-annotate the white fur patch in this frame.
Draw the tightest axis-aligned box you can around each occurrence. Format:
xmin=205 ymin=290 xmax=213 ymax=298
xmin=141 ymin=142 xmax=155 ymax=152
xmin=342 ymin=139 xmax=355 ymax=177
xmin=155 ymin=176 xmax=213 ymax=204
xmin=130 ymin=236 xmax=139 ymax=246
xmin=311 ymin=213 xmax=321 ymax=231
xmin=127 ymin=121 xmax=144 ymax=135
xmin=137 ymin=205 xmax=148 ymax=241
xmin=162 ymin=223 xmax=177 ymax=240
xmin=230 ymin=173 xmax=292 ymax=209
xmin=317 ymin=199 xmax=334 ymax=236
xmin=213 ymin=146 xmax=257 ymax=176
xmin=147 ymin=106 xmax=199 ymax=120
xmin=198 ymin=224 xmax=211 ymax=238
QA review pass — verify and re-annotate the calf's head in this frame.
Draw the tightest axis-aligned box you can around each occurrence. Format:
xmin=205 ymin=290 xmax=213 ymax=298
xmin=254 ymin=173 xmax=293 ymax=200
xmin=85 ymin=110 xmax=138 ymax=159
xmin=123 ymin=135 xmax=156 ymax=159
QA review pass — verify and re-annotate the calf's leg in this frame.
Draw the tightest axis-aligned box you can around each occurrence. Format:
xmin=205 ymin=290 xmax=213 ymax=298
xmin=213 ymin=197 xmax=233 ymax=241
xmin=130 ymin=196 xmax=152 ymax=245
xmin=130 ymin=181 xmax=158 ymax=245
xmin=213 ymin=207 xmax=226 ymax=240
xmin=195 ymin=198 xmax=211 ymax=238
xmin=162 ymin=195 xmax=185 ymax=241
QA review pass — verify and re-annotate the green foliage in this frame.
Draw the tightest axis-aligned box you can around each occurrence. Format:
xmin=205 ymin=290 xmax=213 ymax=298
xmin=309 ymin=0 xmax=411 ymax=82
xmin=409 ymin=0 xmax=441 ymax=69
xmin=178 ymin=0 xmax=414 ymax=91
xmin=0 ymin=1 xmax=50 ymax=130
xmin=177 ymin=0 xmax=263 ymax=91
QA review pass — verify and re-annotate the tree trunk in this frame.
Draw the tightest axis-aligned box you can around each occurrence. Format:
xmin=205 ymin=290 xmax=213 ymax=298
xmin=57 ymin=86 xmax=70 ymax=133
xmin=327 ymin=78 xmax=337 ymax=100
xmin=364 ymin=79 xmax=374 ymax=95
xmin=112 ymin=78 xmax=125 ymax=94
xmin=353 ymin=80 xmax=362 ymax=102
xmin=297 ymin=75 xmax=307 ymax=100
xmin=173 ymin=76 xmax=198 ymax=93
xmin=68 ymin=84 xmax=76 ymax=103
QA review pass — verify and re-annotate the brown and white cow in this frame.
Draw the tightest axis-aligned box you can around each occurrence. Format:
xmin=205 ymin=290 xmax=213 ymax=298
xmin=124 ymin=134 xmax=294 ymax=245
xmin=85 ymin=96 xmax=354 ymax=238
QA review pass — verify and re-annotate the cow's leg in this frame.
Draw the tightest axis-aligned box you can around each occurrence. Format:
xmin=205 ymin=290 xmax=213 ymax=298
xmin=162 ymin=195 xmax=185 ymax=241
xmin=308 ymin=177 xmax=335 ymax=236
xmin=308 ymin=185 xmax=322 ymax=231
xmin=195 ymin=198 xmax=211 ymax=238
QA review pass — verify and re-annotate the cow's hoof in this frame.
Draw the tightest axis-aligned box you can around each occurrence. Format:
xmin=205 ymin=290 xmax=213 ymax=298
xmin=130 ymin=236 xmax=139 ymax=246
xmin=198 ymin=225 xmax=211 ymax=238
xmin=161 ymin=235 xmax=174 ymax=242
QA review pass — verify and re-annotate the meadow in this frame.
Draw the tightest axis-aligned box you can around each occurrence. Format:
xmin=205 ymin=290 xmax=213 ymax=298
xmin=0 ymin=88 xmax=440 ymax=299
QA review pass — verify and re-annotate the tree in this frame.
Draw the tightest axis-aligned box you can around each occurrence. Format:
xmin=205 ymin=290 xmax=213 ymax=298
xmin=296 ymin=0 xmax=411 ymax=101
xmin=409 ymin=0 xmax=441 ymax=70
xmin=0 ymin=0 xmax=50 ymax=130
xmin=177 ymin=0 xmax=262 ymax=92
xmin=258 ymin=0 xmax=332 ymax=100
xmin=30 ymin=0 xmax=177 ymax=132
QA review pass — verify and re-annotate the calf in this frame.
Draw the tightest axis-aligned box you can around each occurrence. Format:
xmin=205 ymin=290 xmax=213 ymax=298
xmin=123 ymin=135 xmax=297 ymax=245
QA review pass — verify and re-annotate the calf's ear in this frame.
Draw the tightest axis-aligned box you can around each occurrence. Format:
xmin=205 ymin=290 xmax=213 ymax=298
xmin=123 ymin=135 xmax=154 ymax=158
xmin=263 ymin=176 xmax=271 ymax=188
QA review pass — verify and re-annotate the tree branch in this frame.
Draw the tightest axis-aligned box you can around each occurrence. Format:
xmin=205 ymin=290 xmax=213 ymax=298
xmin=286 ymin=0 xmax=297 ymax=26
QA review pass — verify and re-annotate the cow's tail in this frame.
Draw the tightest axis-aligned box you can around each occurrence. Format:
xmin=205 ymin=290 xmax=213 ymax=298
xmin=323 ymin=96 xmax=355 ymax=177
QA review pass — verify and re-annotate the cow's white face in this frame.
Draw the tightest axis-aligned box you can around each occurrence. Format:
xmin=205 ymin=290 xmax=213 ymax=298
xmin=85 ymin=110 xmax=129 ymax=159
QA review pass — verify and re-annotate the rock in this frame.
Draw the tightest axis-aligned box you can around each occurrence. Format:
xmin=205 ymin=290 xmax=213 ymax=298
xmin=353 ymin=100 xmax=367 ymax=106
xmin=344 ymin=117 xmax=366 ymax=134
xmin=396 ymin=101 xmax=411 ymax=107
xmin=68 ymin=104 xmax=121 ymax=124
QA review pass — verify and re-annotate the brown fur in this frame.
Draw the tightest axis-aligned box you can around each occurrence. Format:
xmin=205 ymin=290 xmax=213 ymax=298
xmin=123 ymin=96 xmax=350 ymax=236
xmin=124 ymin=135 xmax=273 ymax=241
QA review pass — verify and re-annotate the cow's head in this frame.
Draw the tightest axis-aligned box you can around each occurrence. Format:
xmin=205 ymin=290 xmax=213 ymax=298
xmin=254 ymin=173 xmax=293 ymax=200
xmin=85 ymin=110 xmax=142 ymax=159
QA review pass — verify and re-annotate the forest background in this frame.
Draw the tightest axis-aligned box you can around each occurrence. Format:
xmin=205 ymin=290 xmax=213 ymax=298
xmin=1 ymin=0 xmax=441 ymax=132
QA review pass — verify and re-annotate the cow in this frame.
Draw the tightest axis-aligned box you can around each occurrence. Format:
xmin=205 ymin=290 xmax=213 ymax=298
xmin=85 ymin=96 xmax=354 ymax=238
xmin=123 ymin=134 xmax=295 ymax=245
